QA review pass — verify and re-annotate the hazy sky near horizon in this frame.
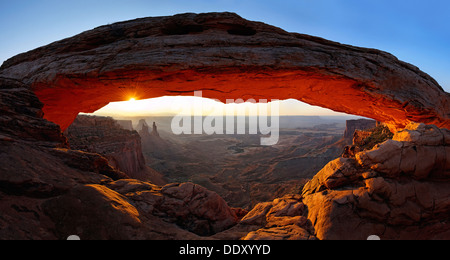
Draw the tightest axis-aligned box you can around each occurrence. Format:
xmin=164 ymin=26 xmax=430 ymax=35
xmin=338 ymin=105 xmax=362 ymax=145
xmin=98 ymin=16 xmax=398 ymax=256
xmin=92 ymin=96 xmax=352 ymax=117
xmin=1 ymin=0 xmax=449 ymax=116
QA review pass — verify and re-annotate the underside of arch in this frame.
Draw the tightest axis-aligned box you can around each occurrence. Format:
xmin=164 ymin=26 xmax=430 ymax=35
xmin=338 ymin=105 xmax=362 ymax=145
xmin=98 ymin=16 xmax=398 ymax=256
xmin=0 ymin=12 xmax=448 ymax=131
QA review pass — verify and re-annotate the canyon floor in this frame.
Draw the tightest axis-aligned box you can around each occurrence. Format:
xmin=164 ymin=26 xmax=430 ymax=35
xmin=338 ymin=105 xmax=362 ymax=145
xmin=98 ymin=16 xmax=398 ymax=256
xmin=127 ymin=116 xmax=350 ymax=209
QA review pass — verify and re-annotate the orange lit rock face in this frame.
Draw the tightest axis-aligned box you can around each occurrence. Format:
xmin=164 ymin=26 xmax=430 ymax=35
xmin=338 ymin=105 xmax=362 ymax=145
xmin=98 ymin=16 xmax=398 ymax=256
xmin=301 ymin=123 xmax=450 ymax=240
xmin=1 ymin=12 xmax=449 ymax=131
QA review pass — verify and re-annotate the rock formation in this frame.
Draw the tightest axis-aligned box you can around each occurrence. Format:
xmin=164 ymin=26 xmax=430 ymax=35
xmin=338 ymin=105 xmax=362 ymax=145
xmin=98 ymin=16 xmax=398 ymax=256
xmin=136 ymin=119 xmax=150 ymax=136
xmin=66 ymin=115 xmax=145 ymax=175
xmin=240 ymin=195 xmax=316 ymax=240
xmin=152 ymin=122 xmax=160 ymax=137
xmin=352 ymin=129 xmax=374 ymax=146
xmin=137 ymin=120 xmax=159 ymax=137
xmin=42 ymin=180 xmax=239 ymax=239
xmin=1 ymin=70 xmax=450 ymax=240
xmin=65 ymin=115 xmax=165 ymax=185
xmin=151 ymin=182 xmax=238 ymax=236
xmin=0 ymin=77 xmax=239 ymax=239
xmin=116 ymin=120 xmax=134 ymax=131
xmin=343 ymin=124 xmax=394 ymax=158
xmin=0 ymin=13 xmax=449 ymax=131
xmin=215 ymin=123 xmax=449 ymax=240
xmin=344 ymin=119 xmax=377 ymax=140
xmin=0 ymin=77 xmax=68 ymax=148
xmin=1 ymin=12 xmax=450 ymax=240
xmin=301 ymin=123 xmax=450 ymax=239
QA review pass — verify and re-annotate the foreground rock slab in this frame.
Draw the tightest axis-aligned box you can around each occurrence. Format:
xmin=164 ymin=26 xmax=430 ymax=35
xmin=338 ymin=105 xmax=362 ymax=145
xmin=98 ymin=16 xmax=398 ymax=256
xmin=301 ymin=123 xmax=450 ymax=240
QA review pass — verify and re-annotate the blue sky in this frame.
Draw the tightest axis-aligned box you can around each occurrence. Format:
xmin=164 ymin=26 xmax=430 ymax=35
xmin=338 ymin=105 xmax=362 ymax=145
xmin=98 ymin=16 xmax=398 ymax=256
xmin=1 ymin=0 xmax=449 ymax=94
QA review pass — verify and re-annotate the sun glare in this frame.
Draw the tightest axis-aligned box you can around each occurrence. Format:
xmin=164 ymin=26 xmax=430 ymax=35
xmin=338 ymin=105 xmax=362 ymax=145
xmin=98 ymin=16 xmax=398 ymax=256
xmin=90 ymin=96 xmax=351 ymax=118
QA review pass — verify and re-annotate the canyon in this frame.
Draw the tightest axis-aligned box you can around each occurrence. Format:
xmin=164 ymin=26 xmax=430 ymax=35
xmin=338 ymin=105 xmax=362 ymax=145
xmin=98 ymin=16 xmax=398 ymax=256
xmin=136 ymin=116 xmax=347 ymax=209
xmin=0 ymin=12 xmax=449 ymax=240
xmin=68 ymin=115 xmax=348 ymax=209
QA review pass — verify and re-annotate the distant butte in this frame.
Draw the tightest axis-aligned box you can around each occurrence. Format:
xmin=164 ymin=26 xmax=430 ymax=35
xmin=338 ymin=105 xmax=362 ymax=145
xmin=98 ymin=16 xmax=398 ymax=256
xmin=0 ymin=12 xmax=449 ymax=131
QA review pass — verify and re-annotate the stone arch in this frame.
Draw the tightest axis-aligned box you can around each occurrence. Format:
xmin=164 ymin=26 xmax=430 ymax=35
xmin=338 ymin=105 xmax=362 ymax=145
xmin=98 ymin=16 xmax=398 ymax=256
xmin=0 ymin=12 xmax=449 ymax=131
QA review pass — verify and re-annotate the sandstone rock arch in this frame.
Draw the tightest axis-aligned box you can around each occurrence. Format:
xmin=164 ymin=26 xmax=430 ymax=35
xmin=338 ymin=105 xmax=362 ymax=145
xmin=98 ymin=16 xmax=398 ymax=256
xmin=1 ymin=12 xmax=449 ymax=131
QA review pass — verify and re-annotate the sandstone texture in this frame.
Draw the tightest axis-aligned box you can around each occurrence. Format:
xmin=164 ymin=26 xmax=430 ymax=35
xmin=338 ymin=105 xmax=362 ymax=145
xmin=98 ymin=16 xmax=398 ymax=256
xmin=108 ymin=181 xmax=239 ymax=236
xmin=66 ymin=115 xmax=146 ymax=175
xmin=240 ymin=195 xmax=316 ymax=240
xmin=302 ymin=123 xmax=450 ymax=240
xmin=0 ymin=76 xmax=449 ymax=240
xmin=0 ymin=77 xmax=67 ymax=148
xmin=344 ymin=119 xmax=377 ymax=140
xmin=42 ymin=180 xmax=239 ymax=240
xmin=1 ymin=12 xmax=450 ymax=240
xmin=0 ymin=78 xmax=236 ymax=240
xmin=343 ymin=123 xmax=394 ymax=158
xmin=65 ymin=115 xmax=165 ymax=185
xmin=0 ymin=13 xmax=449 ymax=131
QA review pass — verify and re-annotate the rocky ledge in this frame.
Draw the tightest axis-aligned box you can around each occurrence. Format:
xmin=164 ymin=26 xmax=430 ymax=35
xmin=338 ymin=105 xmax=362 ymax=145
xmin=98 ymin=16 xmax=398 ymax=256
xmin=301 ymin=123 xmax=450 ymax=240
xmin=44 ymin=181 xmax=239 ymax=239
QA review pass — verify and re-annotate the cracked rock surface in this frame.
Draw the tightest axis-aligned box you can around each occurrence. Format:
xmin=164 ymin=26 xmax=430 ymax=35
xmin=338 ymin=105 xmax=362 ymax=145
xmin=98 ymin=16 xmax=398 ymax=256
xmin=301 ymin=123 xmax=450 ymax=240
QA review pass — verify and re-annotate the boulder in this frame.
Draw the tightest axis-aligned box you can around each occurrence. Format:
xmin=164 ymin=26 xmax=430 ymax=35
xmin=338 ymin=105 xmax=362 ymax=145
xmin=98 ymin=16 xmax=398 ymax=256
xmin=42 ymin=184 xmax=142 ymax=240
xmin=240 ymin=195 xmax=316 ymax=240
xmin=108 ymin=181 xmax=239 ymax=236
xmin=159 ymin=183 xmax=239 ymax=236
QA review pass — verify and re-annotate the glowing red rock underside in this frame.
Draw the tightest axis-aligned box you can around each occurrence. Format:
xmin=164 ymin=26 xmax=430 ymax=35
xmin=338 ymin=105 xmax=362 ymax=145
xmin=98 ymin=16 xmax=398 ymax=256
xmin=33 ymin=69 xmax=427 ymax=131
xmin=1 ymin=13 xmax=449 ymax=131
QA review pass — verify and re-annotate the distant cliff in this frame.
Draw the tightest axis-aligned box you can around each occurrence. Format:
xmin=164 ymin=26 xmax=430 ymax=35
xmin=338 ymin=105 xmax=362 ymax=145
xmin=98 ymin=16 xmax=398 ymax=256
xmin=116 ymin=120 xmax=134 ymax=131
xmin=65 ymin=115 xmax=165 ymax=185
xmin=344 ymin=119 xmax=377 ymax=140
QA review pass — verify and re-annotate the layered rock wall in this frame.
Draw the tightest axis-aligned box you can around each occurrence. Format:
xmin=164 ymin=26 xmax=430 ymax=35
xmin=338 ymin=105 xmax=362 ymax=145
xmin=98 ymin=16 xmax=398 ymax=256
xmin=344 ymin=119 xmax=377 ymax=140
xmin=66 ymin=115 xmax=146 ymax=177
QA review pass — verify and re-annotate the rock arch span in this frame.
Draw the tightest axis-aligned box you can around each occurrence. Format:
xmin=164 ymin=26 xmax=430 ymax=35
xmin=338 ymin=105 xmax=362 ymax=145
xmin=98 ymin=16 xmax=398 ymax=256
xmin=0 ymin=12 xmax=449 ymax=131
